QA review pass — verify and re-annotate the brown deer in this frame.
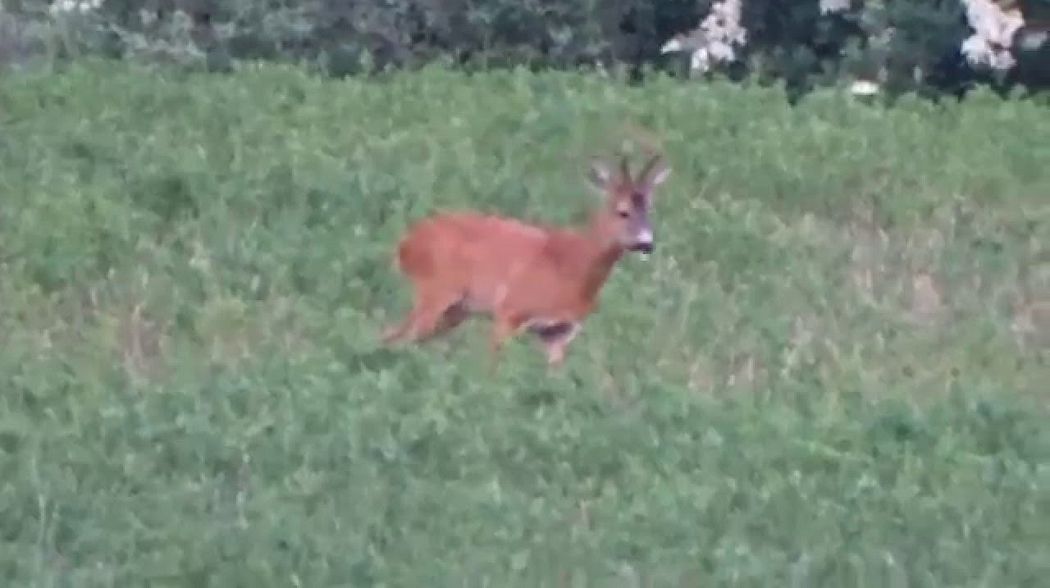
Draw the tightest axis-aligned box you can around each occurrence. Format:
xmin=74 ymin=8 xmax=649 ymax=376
xmin=382 ymin=153 xmax=671 ymax=369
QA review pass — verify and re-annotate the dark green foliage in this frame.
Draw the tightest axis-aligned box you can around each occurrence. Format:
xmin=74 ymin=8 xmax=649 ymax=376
xmin=5 ymin=0 xmax=1049 ymax=99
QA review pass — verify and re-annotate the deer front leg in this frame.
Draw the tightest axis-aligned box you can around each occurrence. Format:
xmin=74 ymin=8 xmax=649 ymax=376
xmin=488 ymin=313 xmax=527 ymax=374
xmin=528 ymin=321 xmax=581 ymax=370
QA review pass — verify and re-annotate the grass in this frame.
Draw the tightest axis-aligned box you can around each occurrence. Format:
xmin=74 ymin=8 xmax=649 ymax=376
xmin=0 ymin=60 xmax=1047 ymax=586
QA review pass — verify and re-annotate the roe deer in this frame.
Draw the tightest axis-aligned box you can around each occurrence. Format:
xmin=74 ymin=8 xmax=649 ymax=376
xmin=382 ymin=153 xmax=671 ymax=369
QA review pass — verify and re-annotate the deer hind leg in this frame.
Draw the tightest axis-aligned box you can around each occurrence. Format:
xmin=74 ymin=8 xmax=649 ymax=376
xmin=381 ymin=295 xmax=420 ymax=344
xmin=383 ymin=285 xmax=466 ymax=345
xmin=421 ymin=300 xmax=471 ymax=342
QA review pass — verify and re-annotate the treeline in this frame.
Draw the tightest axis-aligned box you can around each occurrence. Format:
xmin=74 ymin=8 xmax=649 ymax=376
xmin=2 ymin=0 xmax=1049 ymax=99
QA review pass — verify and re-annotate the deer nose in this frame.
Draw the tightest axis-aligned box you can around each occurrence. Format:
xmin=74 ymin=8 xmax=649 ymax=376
xmin=633 ymin=228 xmax=653 ymax=253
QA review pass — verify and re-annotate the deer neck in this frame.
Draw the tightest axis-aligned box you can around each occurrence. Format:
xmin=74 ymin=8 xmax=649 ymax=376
xmin=574 ymin=215 xmax=626 ymax=300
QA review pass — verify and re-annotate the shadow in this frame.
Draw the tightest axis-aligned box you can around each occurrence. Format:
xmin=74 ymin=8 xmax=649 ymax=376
xmin=345 ymin=346 xmax=401 ymax=373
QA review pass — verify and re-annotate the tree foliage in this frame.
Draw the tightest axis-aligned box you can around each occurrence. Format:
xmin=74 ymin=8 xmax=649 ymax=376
xmin=2 ymin=0 xmax=1047 ymax=98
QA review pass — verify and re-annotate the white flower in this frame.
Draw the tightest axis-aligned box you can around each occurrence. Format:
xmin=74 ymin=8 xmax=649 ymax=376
xmin=49 ymin=0 xmax=102 ymax=17
xmin=819 ymin=0 xmax=853 ymax=15
xmin=1016 ymin=28 xmax=1048 ymax=51
xmin=850 ymin=79 xmax=880 ymax=96
xmin=959 ymin=0 xmax=1025 ymax=71
xmin=661 ymin=0 xmax=747 ymax=73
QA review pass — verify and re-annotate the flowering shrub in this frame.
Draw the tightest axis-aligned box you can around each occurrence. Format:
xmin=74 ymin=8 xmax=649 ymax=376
xmin=1 ymin=0 xmax=1046 ymax=97
xmin=660 ymin=0 xmax=746 ymax=74
xmin=661 ymin=0 xmax=1048 ymax=96
xmin=960 ymin=0 xmax=1024 ymax=70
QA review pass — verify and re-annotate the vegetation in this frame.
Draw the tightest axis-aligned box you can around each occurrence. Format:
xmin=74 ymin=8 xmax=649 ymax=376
xmin=3 ymin=0 xmax=1049 ymax=99
xmin=0 ymin=62 xmax=1048 ymax=585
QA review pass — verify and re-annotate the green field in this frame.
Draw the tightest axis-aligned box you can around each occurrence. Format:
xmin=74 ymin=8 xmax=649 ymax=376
xmin=0 ymin=61 xmax=1048 ymax=586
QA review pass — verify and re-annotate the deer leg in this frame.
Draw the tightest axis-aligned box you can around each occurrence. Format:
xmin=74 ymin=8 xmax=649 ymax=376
xmin=403 ymin=297 xmax=466 ymax=343
xmin=381 ymin=310 xmax=417 ymax=345
xmin=383 ymin=286 xmax=463 ymax=345
xmin=488 ymin=313 xmax=526 ymax=373
xmin=535 ymin=322 xmax=580 ymax=370
xmin=420 ymin=300 xmax=471 ymax=342
xmin=545 ymin=339 xmax=570 ymax=368
xmin=382 ymin=282 xmax=424 ymax=344
xmin=382 ymin=295 xmax=425 ymax=344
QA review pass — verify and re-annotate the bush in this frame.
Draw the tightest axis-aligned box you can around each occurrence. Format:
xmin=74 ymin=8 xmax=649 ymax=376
xmin=5 ymin=0 xmax=1048 ymax=99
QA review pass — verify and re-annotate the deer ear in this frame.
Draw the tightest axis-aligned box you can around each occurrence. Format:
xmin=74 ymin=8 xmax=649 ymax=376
xmin=588 ymin=159 xmax=613 ymax=190
xmin=643 ymin=160 xmax=671 ymax=189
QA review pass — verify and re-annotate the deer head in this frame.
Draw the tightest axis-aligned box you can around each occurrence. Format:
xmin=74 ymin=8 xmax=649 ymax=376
xmin=587 ymin=153 xmax=671 ymax=254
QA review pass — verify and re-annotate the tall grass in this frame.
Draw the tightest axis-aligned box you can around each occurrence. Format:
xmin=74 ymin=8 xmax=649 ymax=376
xmin=0 ymin=61 xmax=1047 ymax=586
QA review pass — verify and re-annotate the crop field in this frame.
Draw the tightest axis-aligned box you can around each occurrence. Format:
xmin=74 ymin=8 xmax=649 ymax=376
xmin=0 ymin=61 xmax=1048 ymax=586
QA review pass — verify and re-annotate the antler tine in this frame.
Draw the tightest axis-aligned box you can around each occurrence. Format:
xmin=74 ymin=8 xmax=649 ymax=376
xmin=637 ymin=153 xmax=662 ymax=184
xmin=619 ymin=154 xmax=631 ymax=182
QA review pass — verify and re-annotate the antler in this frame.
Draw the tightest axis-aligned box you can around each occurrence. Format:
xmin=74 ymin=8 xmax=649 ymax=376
xmin=619 ymin=154 xmax=632 ymax=182
xmin=618 ymin=122 xmax=666 ymax=185
xmin=637 ymin=154 xmax=662 ymax=184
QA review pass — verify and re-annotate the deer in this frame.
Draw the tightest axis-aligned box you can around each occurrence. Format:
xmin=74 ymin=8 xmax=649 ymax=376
xmin=381 ymin=153 xmax=671 ymax=370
